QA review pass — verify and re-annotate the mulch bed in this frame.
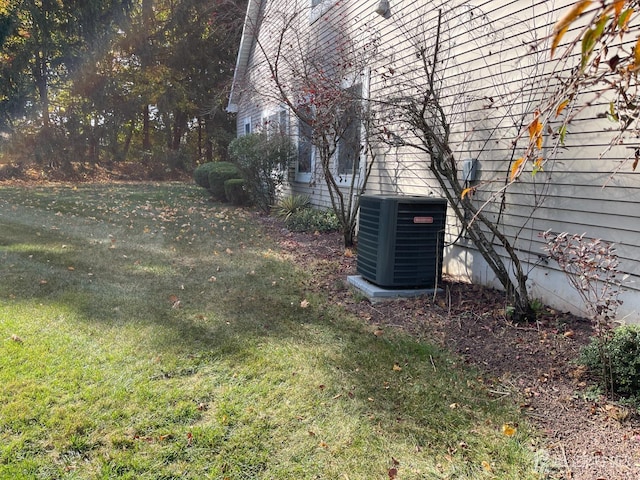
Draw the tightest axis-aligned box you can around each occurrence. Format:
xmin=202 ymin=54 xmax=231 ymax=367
xmin=261 ymin=216 xmax=640 ymax=480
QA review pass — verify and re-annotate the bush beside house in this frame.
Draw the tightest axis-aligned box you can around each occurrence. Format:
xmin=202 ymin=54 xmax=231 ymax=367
xmin=193 ymin=162 xmax=245 ymax=204
xmin=228 ymin=132 xmax=294 ymax=213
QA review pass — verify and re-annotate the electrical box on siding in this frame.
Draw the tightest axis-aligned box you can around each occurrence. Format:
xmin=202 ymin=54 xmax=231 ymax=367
xmin=462 ymin=158 xmax=478 ymax=183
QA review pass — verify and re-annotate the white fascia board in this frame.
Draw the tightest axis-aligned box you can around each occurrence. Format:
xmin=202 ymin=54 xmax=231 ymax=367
xmin=227 ymin=0 xmax=262 ymax=113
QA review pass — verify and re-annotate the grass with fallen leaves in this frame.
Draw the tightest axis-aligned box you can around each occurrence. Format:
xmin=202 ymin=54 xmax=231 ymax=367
xmin=0 ymin=183 xmax=548 ymax=479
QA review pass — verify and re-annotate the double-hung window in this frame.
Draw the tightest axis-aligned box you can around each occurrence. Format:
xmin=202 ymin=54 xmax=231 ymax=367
xmin=336 ymin=83 xmax=363 ymax=179
xmin=296 ymin=120 xmax=314 ymax=183
xmin=262 ymin=108 xmax=288 ymax=136
xmin=242 ymin=117 xmax=252 ymax=136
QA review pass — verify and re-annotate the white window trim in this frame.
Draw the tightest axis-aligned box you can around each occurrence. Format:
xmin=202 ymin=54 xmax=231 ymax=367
xmin=295 ymin=129 xmax=314 ymax=184
xmin=242 ymin=116 xmax=252 ymax=136
xmin=261 ymin=105 xmax=288 ymax=135
xmin=334 ymin=70 xmax=370 ymax=186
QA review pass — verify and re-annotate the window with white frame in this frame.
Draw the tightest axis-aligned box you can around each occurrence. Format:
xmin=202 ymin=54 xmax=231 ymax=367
xmin=336 ymin=83 xmax=363 ymax=178
xmin=296 ymin=120 xmax=313 ymax=182
xmin=262 ymin=108 xmax=288 ymax=136
xmin=242 ymin=117 xmax=252 ymax=136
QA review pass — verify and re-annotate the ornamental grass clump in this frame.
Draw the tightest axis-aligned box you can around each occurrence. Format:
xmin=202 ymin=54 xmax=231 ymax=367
xmin=274 ymin=194 xmax=311 ymax=221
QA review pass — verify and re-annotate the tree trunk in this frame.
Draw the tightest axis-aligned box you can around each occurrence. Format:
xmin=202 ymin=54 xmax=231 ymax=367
xmin=197 ymin=116 xmax=203 ymax=160
xmin=33 ymin=52 xmax=50 ymax=130
xmin=142 ymin=105 xmax=151 ymax=151
xmin=429 ymin=151 xmax=534 ymax=321
xmin=343 ymin=226 xmax=355 ymax=248
xmin=172 ymin=110 xmax=187 ymax=150
xmin=205 ymin=114 xmax=214 ymax=162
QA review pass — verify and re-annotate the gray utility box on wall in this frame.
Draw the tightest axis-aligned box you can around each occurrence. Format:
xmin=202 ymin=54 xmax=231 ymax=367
xmin=356 ymin=195 xmax=447 ymax=289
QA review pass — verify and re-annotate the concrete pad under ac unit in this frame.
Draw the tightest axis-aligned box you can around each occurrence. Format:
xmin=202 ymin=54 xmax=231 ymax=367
xmin=347 ymin=275 xmax=441 ymax=302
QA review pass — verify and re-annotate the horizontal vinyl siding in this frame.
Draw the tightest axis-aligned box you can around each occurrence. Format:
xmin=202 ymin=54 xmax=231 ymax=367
xmin=233 ymin=0 xmax=640 ymax=318
xmin=234 ymin=0 xmax=377 ymax=210
xmin=367 ymin=0 xmax=640 ymax=317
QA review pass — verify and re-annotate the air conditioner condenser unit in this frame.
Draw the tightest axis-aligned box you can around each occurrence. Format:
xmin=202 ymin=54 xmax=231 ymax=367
xmin=356 ymin=195 xmax=447 ymax=288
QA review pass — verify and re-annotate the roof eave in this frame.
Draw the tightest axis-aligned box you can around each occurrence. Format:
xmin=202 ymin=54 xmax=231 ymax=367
xmin=226 ymin=0 xmax=262 ymax=113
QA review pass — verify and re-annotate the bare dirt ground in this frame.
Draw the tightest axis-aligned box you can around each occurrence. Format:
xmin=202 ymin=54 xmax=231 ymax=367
xmin=262 ymin=218 xmax=640 ymax=480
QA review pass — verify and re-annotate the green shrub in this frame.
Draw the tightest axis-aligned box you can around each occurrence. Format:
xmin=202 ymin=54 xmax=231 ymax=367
xmin=193 ymin=163 xmax=216 ymax=189
xmin=274 ymin=194 xmax=311 ymax=220
xmin=228 ymin=132 xmax=294 ymax=213
xmin=578 ymin=325 xmax=640 ymax=401
xmin=207 ymin=162 xmax=242 ymax=201
xmin=224 ymin=178 xmax=250 ymax=206
xmin=285 ymin=208 xmax=340 ymax=233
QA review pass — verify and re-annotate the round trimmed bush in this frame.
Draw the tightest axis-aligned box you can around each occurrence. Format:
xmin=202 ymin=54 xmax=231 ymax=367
xmin=193 ymin=162 xmax=217 ymax=189
xmin=207 ymin=162 xmax=241 ymax=201
xmin=224 ymin=178 xmax=250 ymax=206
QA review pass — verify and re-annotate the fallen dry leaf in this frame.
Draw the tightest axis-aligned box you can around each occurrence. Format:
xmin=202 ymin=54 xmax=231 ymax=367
xmin=392 ymin=363 xmax=402 ymax=372
xmin=168 ymin=294 xmax=181 ymax=309
xmin=602 ymin=404 xmax=631 ymax=423
xmin=10 ymin=334 xmax=23 ymax=343
xmin=570 ymin=365 xmax=588 ymax=380
xmin=502 ymin=423 xmax=517 ymax=437
xmin=300 ymin=299 xmax=310 ymax=308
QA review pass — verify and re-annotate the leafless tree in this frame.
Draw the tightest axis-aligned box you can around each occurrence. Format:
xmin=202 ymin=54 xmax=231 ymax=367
xmin=239 ymin=0 xmax=380 ymax=246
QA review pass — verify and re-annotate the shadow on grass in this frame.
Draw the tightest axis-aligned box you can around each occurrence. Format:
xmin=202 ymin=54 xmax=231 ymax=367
xmin=0 ymin=184 xmax=537 ymax=478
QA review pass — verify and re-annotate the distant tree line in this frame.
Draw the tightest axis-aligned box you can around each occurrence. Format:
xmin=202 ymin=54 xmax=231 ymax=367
xmin=0 ymin=0 xmax=244 ymax=173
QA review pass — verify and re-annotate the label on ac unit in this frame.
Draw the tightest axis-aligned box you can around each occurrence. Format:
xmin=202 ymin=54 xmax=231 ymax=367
xmin=413 ymin=216 xmax=434 ymax=224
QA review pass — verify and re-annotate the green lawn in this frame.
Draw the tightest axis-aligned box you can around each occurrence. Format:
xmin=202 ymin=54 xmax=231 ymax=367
xmin=0 ymin=183 xmax=549 ymax=479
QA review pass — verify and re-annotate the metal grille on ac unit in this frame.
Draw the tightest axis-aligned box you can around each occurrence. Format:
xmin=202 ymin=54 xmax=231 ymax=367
xmin=357 ymin=195 xmax=447 ymax=288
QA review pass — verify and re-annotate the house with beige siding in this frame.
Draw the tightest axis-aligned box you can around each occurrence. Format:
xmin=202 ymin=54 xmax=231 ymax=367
xmin=228 ymin=0 xmax=640 ymax=322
